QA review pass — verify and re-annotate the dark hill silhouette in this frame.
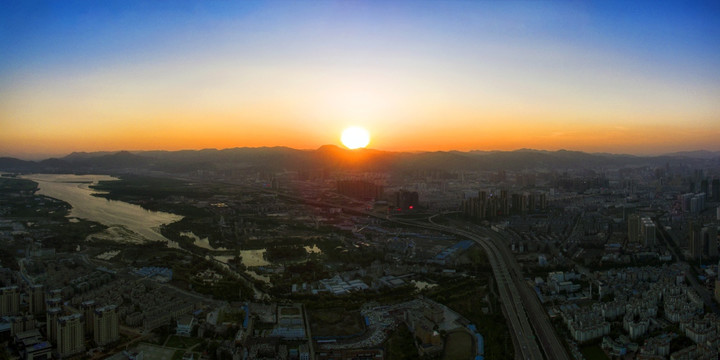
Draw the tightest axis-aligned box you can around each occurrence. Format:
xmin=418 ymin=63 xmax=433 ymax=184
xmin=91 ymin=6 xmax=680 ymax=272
xmin=0 ymin=157 xmax=40 ymax=172
xmin=0 ymin=146 xmax=717 ymax=174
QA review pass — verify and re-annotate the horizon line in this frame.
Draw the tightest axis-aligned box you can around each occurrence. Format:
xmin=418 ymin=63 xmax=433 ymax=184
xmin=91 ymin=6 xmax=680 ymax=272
xmin=3 ymin=145 xmax=720 ymax=162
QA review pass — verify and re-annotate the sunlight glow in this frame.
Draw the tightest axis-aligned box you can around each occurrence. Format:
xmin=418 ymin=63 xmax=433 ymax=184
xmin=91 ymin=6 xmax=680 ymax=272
xmin=341 ymin=127 xmax=370 ymax=149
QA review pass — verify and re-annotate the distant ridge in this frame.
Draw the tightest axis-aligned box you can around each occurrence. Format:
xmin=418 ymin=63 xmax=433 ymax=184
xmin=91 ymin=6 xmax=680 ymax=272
xmin=661 ymin=150 xmax=720 ymax=159
xmin=0 ymin=146 xmax=718 ymax=174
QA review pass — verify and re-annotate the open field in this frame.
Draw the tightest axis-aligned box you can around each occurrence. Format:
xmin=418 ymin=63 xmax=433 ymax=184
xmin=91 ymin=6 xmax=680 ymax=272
xmin=135 ymin=343 xmax=176 ymax=360
xmin=443 ymin=330 xmax=473 ymax=360
xmin=165 ymin=335 xmax=203 ymax=349
xmin=580 ymin=344 xmax=609 ymax=360
xmin=309 ymin=308 xmax=364 ymax=337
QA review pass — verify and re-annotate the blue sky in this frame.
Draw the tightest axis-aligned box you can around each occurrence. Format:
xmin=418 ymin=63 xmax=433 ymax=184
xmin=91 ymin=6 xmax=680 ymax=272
xmin=1 ymin=1 xmax=719 ymax=158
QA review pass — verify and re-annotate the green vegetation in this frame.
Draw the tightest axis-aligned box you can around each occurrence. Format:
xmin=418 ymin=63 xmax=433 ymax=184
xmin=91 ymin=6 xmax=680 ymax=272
xmin=463 ymin=246 xmax=491 ymax=273
xmin=43 ymin=219 xmax=107 ymax=252
xmin=425 ymin=277 xmax=513 ymax=360
xmin=156 ymin=250 xmax=254 ymax=301
xmin=161 ymin=216 xmax=224 ymax=252
xmin=218 ymin=309 xmax=245 ymax=324
xmin=0 ymin=247 xmax=19 ymax=270
xmin=91 ymin=175 xmax=234 ymax=217
xmin=0 ymin=177 xmax=107 ymax=252
xmin=0 ymin=177 xmax=37 ymax=192
xmin=165 ymin=335 xmax=204 ymax=349
xmin=0 ymin=344 xmax=11 ymax=360
xmin=282 ymin=261 xmax=329 ymax=282
xmin=0 ymin=178 xmax=67 ymax=219
xmin=579 ymin=344 xmax=609 ymax=360
xmin=265 ymin=245 xmax=308 ymax=262
xmin=385 ymin=325 xmax=419 ymax=360
xmin=308 ymin=308 xmax=364 ymax=337
xmin=94 ymin=176 xmax=214 ymax=200
xmin=442 ymin=331 xmax=473 ymax=360
xmin=171 ymin=350 xmax=202 ymax=360
xmin=670 ymin=335 xmax=694 ymax=354
xmin=179 ymin=266 xmax=252 ymax=302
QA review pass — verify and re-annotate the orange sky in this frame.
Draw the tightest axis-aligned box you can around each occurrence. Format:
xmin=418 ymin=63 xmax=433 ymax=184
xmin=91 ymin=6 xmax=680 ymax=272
xmin=1 ymin=2 xmax=719 ymax=159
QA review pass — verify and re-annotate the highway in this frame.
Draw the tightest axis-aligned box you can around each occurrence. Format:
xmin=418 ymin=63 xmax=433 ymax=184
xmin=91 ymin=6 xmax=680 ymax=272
xmin=482 ymin=227 xmax=571 ymax=360
xmin=270 ymin=187 xmax=567 ymax=359
xmin=391 ymin=216 xmax=570 ymax=360
xmin=194 ymin=179 xmax=569 ymax=359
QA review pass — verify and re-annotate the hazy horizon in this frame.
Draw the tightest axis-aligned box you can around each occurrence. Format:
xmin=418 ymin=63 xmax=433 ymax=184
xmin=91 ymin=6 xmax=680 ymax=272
xmin=2 ymin=1 xmax=719 ymax=159
xmin=4 ymin=144 xmax=720 ymax=162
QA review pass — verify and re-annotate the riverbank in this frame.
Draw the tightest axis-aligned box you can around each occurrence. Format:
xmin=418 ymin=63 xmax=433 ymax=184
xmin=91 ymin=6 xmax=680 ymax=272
xmin=21 ymin=174 xmax=182 ymax=244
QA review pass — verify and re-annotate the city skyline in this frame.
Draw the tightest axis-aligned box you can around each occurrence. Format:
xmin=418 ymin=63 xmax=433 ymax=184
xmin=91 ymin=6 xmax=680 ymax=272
xmin=2 ymin=1 xmax=720 ymax=159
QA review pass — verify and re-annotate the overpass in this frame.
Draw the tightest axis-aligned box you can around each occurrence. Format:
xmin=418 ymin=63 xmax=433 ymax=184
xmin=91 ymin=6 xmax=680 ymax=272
xmin=390 ymin=216 xmax=570 ymax=360
xmin=194 ymin=178 xmax=569 ymax=359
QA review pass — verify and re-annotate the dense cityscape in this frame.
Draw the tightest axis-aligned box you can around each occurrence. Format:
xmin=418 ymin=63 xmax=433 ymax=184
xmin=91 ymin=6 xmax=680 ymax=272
xmin=0 ymin=148 xmax=719 ymax=360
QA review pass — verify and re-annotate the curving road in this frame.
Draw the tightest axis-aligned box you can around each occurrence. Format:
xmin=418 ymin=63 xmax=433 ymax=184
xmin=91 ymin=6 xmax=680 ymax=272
xmin=478 ymin=226 xmax=571 ymax=360
xmin=392 ymin=216 xmax=560 ymax=360
xmin=191 ymin=179 xmax=569 ymax=360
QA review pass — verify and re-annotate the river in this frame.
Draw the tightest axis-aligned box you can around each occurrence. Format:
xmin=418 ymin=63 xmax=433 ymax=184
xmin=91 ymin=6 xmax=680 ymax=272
xmin=22 ymin=173 xmax=270 ymax=299
xmin=21 ymin=174 xmax=182 ymax=244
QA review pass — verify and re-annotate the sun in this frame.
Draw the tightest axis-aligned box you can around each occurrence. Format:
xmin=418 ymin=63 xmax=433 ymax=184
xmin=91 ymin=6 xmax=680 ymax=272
xmin=341 ymin=127 xmax=370 ymax=149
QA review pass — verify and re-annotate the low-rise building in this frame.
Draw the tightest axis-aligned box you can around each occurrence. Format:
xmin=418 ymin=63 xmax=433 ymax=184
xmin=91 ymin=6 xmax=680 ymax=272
xmin=176 ymin=315 xmax=195 ymax=337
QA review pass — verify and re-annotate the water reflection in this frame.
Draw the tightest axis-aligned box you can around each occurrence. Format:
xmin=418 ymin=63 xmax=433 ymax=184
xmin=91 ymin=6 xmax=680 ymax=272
xmin=214 ymin=250 xmax=270 ymax=267
xmin=412 ymin=280 xmax=438 ymax=290
xmin=213 ymin=252 xmax=271 ymax=283
xmin=180 ymin=231 xmax=228 ymax=251
xmin=22 ymin=174 xmax=182 ymax=244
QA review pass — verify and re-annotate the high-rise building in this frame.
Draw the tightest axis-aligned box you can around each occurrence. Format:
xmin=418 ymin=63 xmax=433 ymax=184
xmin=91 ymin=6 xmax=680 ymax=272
xmin=499 ymin=190 xmax=510 ymax=216
xmin=11 ymin=314 xmax=36 ymax=336
xmin=691 ymin=193 xmax=706 ymax=213
xmin=703 ymin=225 xmax=718 ymax=258
xmin=0 ymin=285 xmax=20 ymax=316
xmin=46 ymin=307 xmax=62 ymax=343
xmin=395 ymin=190 xmax=419 ymax=210
xmin=94 ymin=305 xmax=119 ymax=346
xmin=628 ymin=214 xmax=640 ymax=244
xmin=527 ymin=193 xmax=536 ymax=212
xmin=690 ymin=224 xmax=703 ymax=261
xmin=641 ymin=217 xmax=656 ymax=249
xmin=487 ymin=196 xmax=498 ymax=218
xmin=680 ymin=193 xmax=694 ymax=212
xmin=45 ymin=296 xmax=62 ymax=310
xmin=701 ymin=180 xmax=709 ymax=196
xmin=478 ymin=190 xmax=487 ymax=203
xmin=538 ymin=192 xmax=547 ymax=210
xmin=81 ymin=300 xmax=96 ymax=336
xmin=336 ymin=180 xmax=383 ymax=201
xmin=28 ymin=284 xmax=45 ymax=315
xmin=57 ymin=313 xmax=84 ymax=357
xmin=712 ymin=179 xmax=720 ymax=202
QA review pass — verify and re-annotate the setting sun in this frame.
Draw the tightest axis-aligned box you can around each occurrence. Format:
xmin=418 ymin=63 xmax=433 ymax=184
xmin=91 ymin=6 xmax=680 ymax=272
xmin=341 ymin=127 xmax=370 ymax=149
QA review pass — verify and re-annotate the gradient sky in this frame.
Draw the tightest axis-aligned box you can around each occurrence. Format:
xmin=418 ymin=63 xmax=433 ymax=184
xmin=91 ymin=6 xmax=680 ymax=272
xmin=1 ymin=1 xmax=719 ymax=159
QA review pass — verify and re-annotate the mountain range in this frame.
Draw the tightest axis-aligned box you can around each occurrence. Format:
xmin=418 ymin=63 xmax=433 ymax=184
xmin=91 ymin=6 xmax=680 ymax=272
xmin=1 ymin=146 xmax=718 ymax=174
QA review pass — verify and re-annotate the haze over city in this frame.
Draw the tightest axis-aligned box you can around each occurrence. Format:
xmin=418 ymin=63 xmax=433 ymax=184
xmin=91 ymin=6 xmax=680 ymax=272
xmin=1 ymin=1 xmax=720 ymax=159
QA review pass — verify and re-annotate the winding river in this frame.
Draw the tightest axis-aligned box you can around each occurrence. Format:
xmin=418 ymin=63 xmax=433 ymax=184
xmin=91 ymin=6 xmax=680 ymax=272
xmin=21 ymin=174 xmax=182 ymax=244
xmin=21 ymin=174 xmax=269 ymax=298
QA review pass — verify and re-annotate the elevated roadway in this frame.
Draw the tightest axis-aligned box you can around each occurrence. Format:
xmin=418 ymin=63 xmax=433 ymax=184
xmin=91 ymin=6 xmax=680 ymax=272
xmin=391 ymin=216 xmax=571 ymax=360
xmin=192 ymin=179 xmax=568 ymax=359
